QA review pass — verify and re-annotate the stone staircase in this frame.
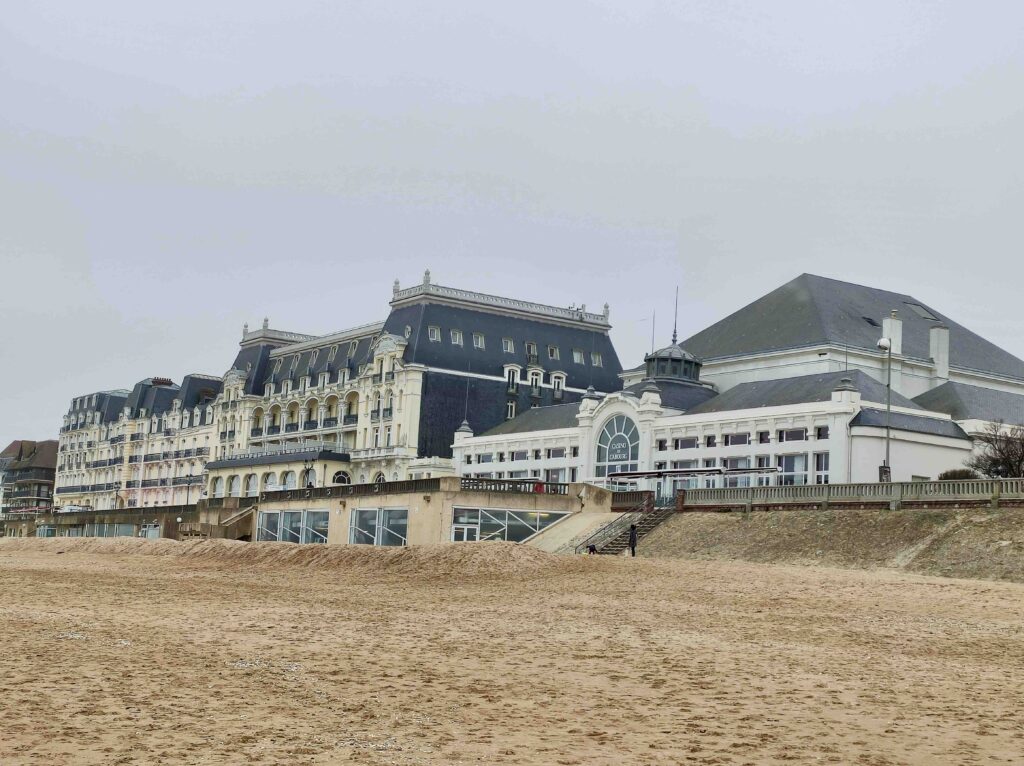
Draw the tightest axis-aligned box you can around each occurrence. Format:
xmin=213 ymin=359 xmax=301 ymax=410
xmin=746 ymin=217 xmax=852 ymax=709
xmin=574 ymin=499 xmax=678 ymax=555
xmin=179 ymin=505 xmax=255 ymax=541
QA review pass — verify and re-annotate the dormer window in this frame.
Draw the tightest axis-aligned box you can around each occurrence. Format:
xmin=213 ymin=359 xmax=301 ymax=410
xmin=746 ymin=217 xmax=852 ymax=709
xmin=547 ymin=346 xmax=560 ymax=361
xmin=502 ymin=338 xmax=514 ymax=353
xmin=273 ymin=359 xmax=282 ymax=375
xmin=591 ymin=351 xmax=603 ymax=367
xmin=264 ymin=383 xmax=273 ymax=397
xmin=290 ymin=355 xmax=299 ymax=372
xmin=525 ymin=342 xmax=537 ymax=357
xmin=473 ymin=332 xmax=485 ymax=350
xmin=319 ymin=372 xmax=329 ymax=387
xmin=529 ymin=371 xmax=542 ymax=388
xmin=310 ymin=349 xmax=319 ymax=365
xmin=552 ymin=374 xmax=565 ymax=392
xmin=428 ymin=326 xmax=441 ymax=342
xmin=349 ymin=341 xmax=358 ymax=356
xmin=451 ymin=329 xmax=463 ymax=346
xmin=328 ymin=345 xmax=338 ymax=362
xmin=572 ymin=348 xmax=585 ymax=364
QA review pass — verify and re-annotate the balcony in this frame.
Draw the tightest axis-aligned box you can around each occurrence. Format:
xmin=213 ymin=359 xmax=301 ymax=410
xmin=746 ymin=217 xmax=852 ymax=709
xmin=384 ymin=371 xmax=395 ymax=382
xmin=530 ymin=386 xmax=542 ymax=398
xmin=219 ymin=431 xmax=228 ymax=440
xmin=171 ymin=476 xmax=203 ymax=486
xmin=507 ymin=382 xmax=519 ymax=394
xmin=370 ymin=409 xmax=381 ymax=421
xmin=526 ymin=353 xmax=539 ymax=366
xmin=109 ymin=435 xmax=125 ymax=444
xmin=130 ymin=433 xmax=143 ymax=442
xmin=143 ymin=453 xmax=162 ymax=462
xmin=322 ymin=417 xmax=338 ymax=428
xmin=371 ymin=373 xmax=383 ymax=384
xmin=125 ymin=480 xmax=141 ymax=489
xmin=128 ymin=455 xmax=141 ymax=463
xmin=267 ymin=426 xmax=281 ymax=435
xmin=227 ymin=431 xmax=235 ymax=439
xmin=381 ymin=408 xmax=393 ymax=420
xmin=251 ymin=427 xmax=264 ymax=437
xmin=194 ymin=447 xmax=210 ymax=457
xmin=303 ymin=421 xmax=318 ymax=430
xmin=285 ymin=423 xmax=299 ymax=433
xmin=342 ymin=415 xmax=358 ymax=426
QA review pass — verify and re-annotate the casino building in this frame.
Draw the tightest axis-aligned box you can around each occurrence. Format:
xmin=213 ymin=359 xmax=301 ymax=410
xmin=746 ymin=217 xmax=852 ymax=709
xmin=453 ymin=274 xmax=1024 ymax=496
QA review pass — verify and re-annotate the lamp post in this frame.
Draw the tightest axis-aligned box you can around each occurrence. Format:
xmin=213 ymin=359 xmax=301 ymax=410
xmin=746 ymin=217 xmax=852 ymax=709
xmin=877 ymin=337 xmax=893 ymax=481
xmin=303 ymin=457 xmax=315 ymax=489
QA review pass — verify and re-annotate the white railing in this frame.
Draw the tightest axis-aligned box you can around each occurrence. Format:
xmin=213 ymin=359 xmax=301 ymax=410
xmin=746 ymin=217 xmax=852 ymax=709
xmin=391 ymin=282 xmax=610 ymax=325
xmin=683 ymin=479 xmax=1023 ymax=507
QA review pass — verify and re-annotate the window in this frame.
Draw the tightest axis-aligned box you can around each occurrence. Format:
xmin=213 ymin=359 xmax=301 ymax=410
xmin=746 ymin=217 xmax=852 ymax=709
xmin=674 ymin=437 xmax=698 ymax=450
xmin=328 ymin=345 xmax=338 ymax=362
xmin=502 ymin=338 xmax=514 ymax=353
xmin=350 ymin=508 xmax=408 ymax=546
xmin=506 ymin=368 xmax=519 ymax=390
xmin=451 ymin=508 xmax=569 ymax=543
xmin=724 ymin=433 xmax=749 ymax=446
xmin=529 ymin=371 xmax=542 ymax=389
xmin=723 ymin=457 xmax=751 ymax=488
xmin=777 ymin=454 xmax=808 ymax=485
xmin=525 ymin=341 xmax=537 ymax=357
xmin=506 ymin=401 xmax=516 ymax=420
xmin=477 ymin=453 xmax=493 ymax=463
xmin=572 ymin=348 xmax=585 ymax=364
xmin=257 ymin=510 xmax=329 ymax=544
xmin=756 ymin=455 xmax=772 ymax=486
xmin=595 ymin=415 xmax=640 ymax=479
xmin=571 ymin=446 xmax=579 ymax=458
xmin=547 ymin=447 xmax=566 ymax=459
xmin=349 ymin=341 xmax=358 ymax=356
xmin=428 ymin=326 xmax=440 ymax=342
xmin=511 ymin=450 xmax=528 ymax=461
xmin=332 ymin=471 xmax=351 ymax=485
xmin=591 ymin=352 xmax=603 ymax=367
xmin=778 ymin=428 xmax=808 ymax=443
xmin=547 ymin=345 xmax=560 ymax=360
xmin=705 ymin=435 xmax=717 ymax=448
xmin=814 ymin=453 xmax=830 ymax=484
xmin=552 ymin=375 xmax=564 ymax=392
xmin=757 ymin=431 xmax=771 ymax=444
xmin=904 ymin=302 xmax=938 ymax=321
xmin=451 ymin=329 xmax=463 ymax=346
xmin=533 ymin=449 xmax=542 ymax=460
xmin=473 ymin=333 xmax=485 ymax=350
xmin=310 ymin=349 xmax=319 ymax=365
xmin=815 ymin=426 xmax=830 ymax=440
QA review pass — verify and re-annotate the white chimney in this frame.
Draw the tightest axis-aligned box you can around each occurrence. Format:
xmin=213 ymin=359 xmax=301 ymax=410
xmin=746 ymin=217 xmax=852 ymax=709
xmin=881 ymin=310 xmax=902 ymax=355
xmin=929 ymin=324 xmax=950 ymax=381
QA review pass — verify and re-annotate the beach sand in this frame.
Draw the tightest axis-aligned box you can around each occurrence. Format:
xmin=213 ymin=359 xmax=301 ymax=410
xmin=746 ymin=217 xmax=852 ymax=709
xmin=0 ymin=538 xmax=1021 ymax=765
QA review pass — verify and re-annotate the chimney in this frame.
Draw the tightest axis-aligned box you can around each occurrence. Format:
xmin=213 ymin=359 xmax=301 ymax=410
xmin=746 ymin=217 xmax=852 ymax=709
xmin=881 ymin=310 xmax=902 ymax=355
xmin=930 ymin=324 xmax=950 ymax=381
xmin=831 ymin=376 xmax=861 ymax=405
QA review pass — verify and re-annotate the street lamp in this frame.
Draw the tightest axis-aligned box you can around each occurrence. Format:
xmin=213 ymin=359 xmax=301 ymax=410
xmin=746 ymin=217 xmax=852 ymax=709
xmin=877 ymin=336 xmax=892 ymax=481
xmin=302 ymin=457 xmax=315 ymax=488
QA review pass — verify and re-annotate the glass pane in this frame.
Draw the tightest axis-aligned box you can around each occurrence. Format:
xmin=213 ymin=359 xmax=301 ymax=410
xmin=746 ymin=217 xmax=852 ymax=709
xmin=281 ymin=511 xmax=302 ymax=543
xmin=379 ymin=509 xmax=408 ymax=547
xmin=303 ymin=511 xmax=329 ymax=544
xmin=453 ymin=508 xmax=479 ymax=525
xmin=504 ymin=511 xmax=537 ymax=542
xmin=479 ymin=509 xmax=506 ymax=541
xmin=258 ymin=512 xmax=279 ymax=542
xmin=350 ymin=509 xmax=377 ymax=545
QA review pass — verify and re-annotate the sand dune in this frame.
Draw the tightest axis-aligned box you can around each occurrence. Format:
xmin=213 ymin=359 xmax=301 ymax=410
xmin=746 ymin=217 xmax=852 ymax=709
xmin=1 ymin=539 xmax=1022 ymax=764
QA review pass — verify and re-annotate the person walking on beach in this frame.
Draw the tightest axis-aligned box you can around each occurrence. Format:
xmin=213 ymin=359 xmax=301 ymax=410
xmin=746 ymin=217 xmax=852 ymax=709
xmin=628 ymin=524 xmax=638 ymax=558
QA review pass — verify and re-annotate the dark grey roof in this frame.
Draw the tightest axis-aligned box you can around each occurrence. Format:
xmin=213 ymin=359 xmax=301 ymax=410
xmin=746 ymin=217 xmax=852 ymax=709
xmin=850 ymin=408 xmax=969 ymax=440
xmin=383 ymin=302 xmax=623 ymax=393
xmin=623 ymin=379 xmax=718 ymax=411
xmin=124 ymin=379 xmax=180 ymax=418
xmin=205 ymin=449 xmax=350 ymax=470
xmin=681 ymin=274 xmax=1024 ymax=381
xmin=645 ymin=343 xmax=700 ymax=362
xmin=480 ymin=402 xmax=582 ymax=436
xmin=685 ymin=370 xmax=920 ymax=415
xmin=913 ymin=382 xmax=1024 ymax=425
xmin=237 ymin=331 xmax=381 ymax=395
xmin=175 ymin=375 xmax=223 ymax=410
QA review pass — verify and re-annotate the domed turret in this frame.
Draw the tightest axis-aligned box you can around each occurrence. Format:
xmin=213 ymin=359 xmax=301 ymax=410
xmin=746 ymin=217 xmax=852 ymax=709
xmin=643 ymin=343 xmax=702 ymax=382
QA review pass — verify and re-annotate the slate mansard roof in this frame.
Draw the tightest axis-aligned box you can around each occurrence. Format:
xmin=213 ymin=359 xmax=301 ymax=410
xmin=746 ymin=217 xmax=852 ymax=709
xmin=681 ymin=273 xmax=1024 ymax=381
xmin=481 ymin=402 xmax=583 ymax=436
xmin=913 ymin=381 xmax=1024 ymax=425
xmin=849 ymin=409 xmax=969 ymax=441
xmin=383 ymin=293 xmax=622 ymax=393
xmin=685 ymin=370 xmax=920 ymax=415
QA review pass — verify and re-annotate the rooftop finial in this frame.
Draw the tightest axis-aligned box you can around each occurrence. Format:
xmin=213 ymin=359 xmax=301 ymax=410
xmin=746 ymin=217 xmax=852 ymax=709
xmin=262 ymin=317 xmax=269 ymax=330
xmin=242 ymin=322 xmax=249 ymax=338
xmin=424 ymin=269 xmax=431 ymax=286
xmin=672 ymin=286 xmax=679 ymax=345
xmin=603 ymin=302 xmax=610 ymax=319
xmin=393 ymin=278 xmax=400 ymax=296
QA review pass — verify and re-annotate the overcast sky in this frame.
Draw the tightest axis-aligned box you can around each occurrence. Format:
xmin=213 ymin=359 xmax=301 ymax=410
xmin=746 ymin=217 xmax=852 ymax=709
xmin=2 ymin=1 xmax=1023 ymax=447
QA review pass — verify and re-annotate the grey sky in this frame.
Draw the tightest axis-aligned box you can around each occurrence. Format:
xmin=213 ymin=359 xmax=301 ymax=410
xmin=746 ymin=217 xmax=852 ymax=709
xmin=2 ymin=1 xmax=1022 ymax=447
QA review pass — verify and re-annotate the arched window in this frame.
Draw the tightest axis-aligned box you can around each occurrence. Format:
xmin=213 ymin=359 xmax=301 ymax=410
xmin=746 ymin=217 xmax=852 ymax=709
xmin=227 ymin=475 xmax=240 ymax=497
xmin=595 ymin=415 xmax=640 ymax=480
xmin=262 ymin=472 xmax=276 ymax=490
xmin=281 ymin=471 xmax=297 ymax=490
xmin=244 ymin=474 xmax=259 ymax=496
xmin=212 ymin=477 xmax=225 ymax=498
xmin=301 ymin=468 xmax=316 ymax=488
xmin=373 ymin=472 xmax=386 ymax=485
xmin=332 ymin=471 xmax=351 ymax=485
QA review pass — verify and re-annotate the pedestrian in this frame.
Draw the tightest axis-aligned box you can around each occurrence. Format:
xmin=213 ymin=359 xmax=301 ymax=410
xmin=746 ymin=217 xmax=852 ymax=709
xmin=628 ymin=524 xmax=638 ymax=558
xmin=587 ymin=543 xmax=597 ymax=555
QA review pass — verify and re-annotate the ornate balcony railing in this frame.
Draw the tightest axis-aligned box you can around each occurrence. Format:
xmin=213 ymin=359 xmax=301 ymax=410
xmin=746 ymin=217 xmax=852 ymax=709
xmin=342 ymin=415 xmax=358 ymax=426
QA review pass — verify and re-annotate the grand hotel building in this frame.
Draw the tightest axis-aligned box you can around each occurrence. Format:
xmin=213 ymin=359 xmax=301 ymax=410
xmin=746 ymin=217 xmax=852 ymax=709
xmin=55 ymin=272 xmax=622 ymax=509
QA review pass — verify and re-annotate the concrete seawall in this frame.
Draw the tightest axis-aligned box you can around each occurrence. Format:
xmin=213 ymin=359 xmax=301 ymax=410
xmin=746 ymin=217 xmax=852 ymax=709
xmin=640 ymin=506 xmax=1024 ymax=583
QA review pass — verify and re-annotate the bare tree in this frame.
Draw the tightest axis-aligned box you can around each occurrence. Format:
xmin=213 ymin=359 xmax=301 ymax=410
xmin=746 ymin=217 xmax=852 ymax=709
xmin=965 ymin=421 xmax=1024 ymax=478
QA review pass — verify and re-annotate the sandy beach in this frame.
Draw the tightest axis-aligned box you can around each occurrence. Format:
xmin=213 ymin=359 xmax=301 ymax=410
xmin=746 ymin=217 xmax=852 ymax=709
xmin=0 ymin=538 xmax=1022 ymax=765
